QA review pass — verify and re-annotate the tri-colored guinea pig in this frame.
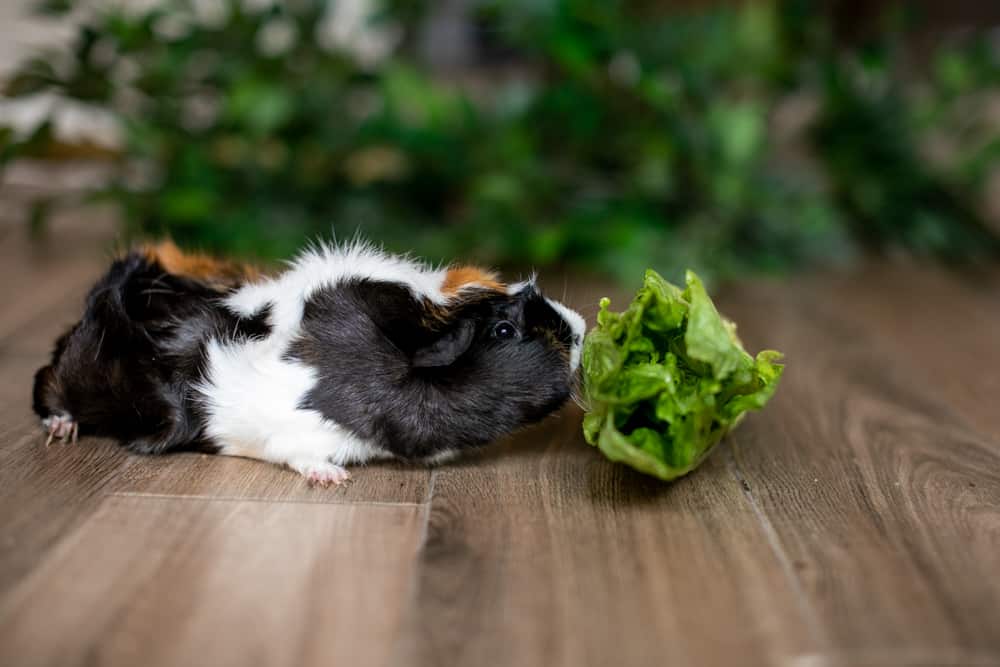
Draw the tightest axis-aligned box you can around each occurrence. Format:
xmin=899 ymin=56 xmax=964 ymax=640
xmin=32 ymin=241 xmax=586 ymax=485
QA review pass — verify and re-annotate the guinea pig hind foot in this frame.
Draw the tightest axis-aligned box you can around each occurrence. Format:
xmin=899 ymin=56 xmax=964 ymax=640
xmin=41 ymin=412 xmax=78 ymax=446
xmin=288 ymin=458 xmax=352 ymax=488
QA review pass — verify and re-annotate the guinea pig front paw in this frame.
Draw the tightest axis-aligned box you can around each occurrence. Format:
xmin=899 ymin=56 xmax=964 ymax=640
xmin=41 ymin=412 xmax=78 ymax=446
xmin=290 ymin=459 xmax=352 ymax=488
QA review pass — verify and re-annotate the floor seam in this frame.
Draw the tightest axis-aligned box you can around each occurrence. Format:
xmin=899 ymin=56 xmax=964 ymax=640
xmin=383 ymin=468 xmax=437 ymax=664
xmin=725 ymin=444 xmax=828 ymax=650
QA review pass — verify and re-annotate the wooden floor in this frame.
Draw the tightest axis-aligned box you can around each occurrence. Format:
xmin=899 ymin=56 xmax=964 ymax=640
xmin=1 ymin=214 xmax=999 ymax=667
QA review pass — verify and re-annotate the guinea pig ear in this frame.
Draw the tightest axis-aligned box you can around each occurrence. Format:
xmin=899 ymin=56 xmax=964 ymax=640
xmin=412 ymin=319 xmax=476 ymax=368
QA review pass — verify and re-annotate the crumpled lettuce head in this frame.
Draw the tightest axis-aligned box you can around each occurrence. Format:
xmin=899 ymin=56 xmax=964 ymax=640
xmin=581 ymin=269 xmax=783 ymax=481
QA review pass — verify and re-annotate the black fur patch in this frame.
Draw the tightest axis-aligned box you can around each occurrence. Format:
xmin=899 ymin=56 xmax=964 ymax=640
xmin=287 ymin=279 xmax=573 ymax=459
xmin=32 ymin=252 xmax=270 ymax=454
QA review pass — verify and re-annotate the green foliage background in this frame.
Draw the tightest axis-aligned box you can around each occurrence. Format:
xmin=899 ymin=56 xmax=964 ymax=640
xmin=2 ymin=0 xmax=998 ymax=282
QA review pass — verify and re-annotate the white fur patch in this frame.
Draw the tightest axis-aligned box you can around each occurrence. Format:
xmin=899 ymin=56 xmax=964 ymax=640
xmin=506 ymin=274 xmax=538 ymax=296
xmin=202 ymin=240 xmax=444 ymax=473
xmin=195 ymin=337 xmax=386 ymax=469
xmin=546 ymin=297 xmax=587 ymax=373
xmin=226 ymin=240 xmax=448 ymax=334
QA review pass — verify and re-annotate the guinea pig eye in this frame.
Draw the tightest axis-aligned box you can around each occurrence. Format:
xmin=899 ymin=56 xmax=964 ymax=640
xmin=492 ymin=320 xmax=519 ymax=340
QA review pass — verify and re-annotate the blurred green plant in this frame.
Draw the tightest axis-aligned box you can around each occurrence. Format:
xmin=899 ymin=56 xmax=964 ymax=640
xmin=1 ymin=0 xmax=997 ymax=281
xmin=805 ymin=12 xmax=1000 ymax=258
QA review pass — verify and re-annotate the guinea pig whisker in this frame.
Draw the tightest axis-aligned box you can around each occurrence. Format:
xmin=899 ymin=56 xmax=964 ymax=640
xmin=568 ymin=377 xmax=591 ymax=411
xmin=147 ymin=274 xmax=176 ymax=290
xmin=94 ymin=328 xmax=106 ymax=362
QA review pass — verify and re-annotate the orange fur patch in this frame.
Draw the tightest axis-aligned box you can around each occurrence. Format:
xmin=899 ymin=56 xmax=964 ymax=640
xmin=140 ymin=241 xmax=261 ymax=288
xmin=441 ymin=266 xmax=504 ymax=295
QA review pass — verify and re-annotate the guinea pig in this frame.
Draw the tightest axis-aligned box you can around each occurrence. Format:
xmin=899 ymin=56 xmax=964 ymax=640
xmin=32 ymin=240 xmax=586 ymax=485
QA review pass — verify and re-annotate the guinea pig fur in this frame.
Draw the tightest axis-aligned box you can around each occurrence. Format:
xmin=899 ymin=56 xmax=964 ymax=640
xmin=32 ymin=240 xmax=587 ymax=485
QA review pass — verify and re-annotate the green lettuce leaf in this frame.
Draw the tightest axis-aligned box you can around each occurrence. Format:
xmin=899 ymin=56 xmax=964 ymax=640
xmin=581 ymin=269 xmax=783 ymax=481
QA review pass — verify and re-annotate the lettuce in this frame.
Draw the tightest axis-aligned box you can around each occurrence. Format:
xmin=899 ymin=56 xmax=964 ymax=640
xmin=581 ymin=269 xmax=783 ymax=480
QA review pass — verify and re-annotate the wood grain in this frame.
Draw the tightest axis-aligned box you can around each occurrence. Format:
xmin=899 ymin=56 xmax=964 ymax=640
xmin=392 ymin=397 xmax=821 ymax=665
xmin=0 ymin=353 xmax=132 ymax=597
xmin=0 ymin=417 xmax=133 ymax=596
xmin=111 ymin=452 xmax=431 ymax=504
xmin=0 ymin=208 xmax=113 ymax=353
xmin=0 ymin=494 xmax=425 ymax=667
xmin=0 ymin=221 xmax=132 ymax=597
xmin=802 ymin=264 xmax=1000 ymax=439
xmin=718 ymin=277 xmax=1000 ymax=663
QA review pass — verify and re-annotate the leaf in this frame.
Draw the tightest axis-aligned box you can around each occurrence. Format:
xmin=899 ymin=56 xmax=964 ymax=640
xmin=582 ymin=269 xmax=783 ymax=481
xmin=682 ymin=270 xmax=747 ymax=380
xmin=161 ymin=187 xmax=218 ymax=221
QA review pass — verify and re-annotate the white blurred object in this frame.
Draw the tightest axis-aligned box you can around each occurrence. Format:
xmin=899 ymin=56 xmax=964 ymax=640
xmin=607 ymin=51 xmax=640 ymax=87
xmin=0 ymin=93 xmax=122 ymax=148
xmin=194 ymin=0 xmax=230 ymax=28
xmin=0 ymin=0 xmax=399 ymax=148
xmin=257 ymin=16 xmax=299 ymax=56
xmin=315 ymin=0 xmax=401 ymax=69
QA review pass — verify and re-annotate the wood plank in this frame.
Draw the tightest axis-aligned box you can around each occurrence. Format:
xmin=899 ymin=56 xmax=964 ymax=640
xmin=393 ymin=403 xmax=823 ymax=667
xmin=802 ymin=264 xmax=1000 ymax=438
xmin=0 ymin=494 xmax=425 ymax=667
xmin=0 ymin=289 xmax=92 ymax=358
xmin=0 ymin=423 xmax=133 ymax=597
xmin=0 ymin=352 xmax=49 ymax=429
xmin=717 ymin=277 xmax=1000 ymax=663
xmin=112 ymin=452 xmax=431 ymax=504
xmin=0 ymin=218 xmax=132 ymax=597
xmin=0 ymin=354 xmax=130 ymax=598
xmin=0 ymin=207 xmax=113 ymax=349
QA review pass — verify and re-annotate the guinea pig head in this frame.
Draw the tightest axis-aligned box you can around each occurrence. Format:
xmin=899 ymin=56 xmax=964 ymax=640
xmin=411 ymin=280 xmax=586 ymax=427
